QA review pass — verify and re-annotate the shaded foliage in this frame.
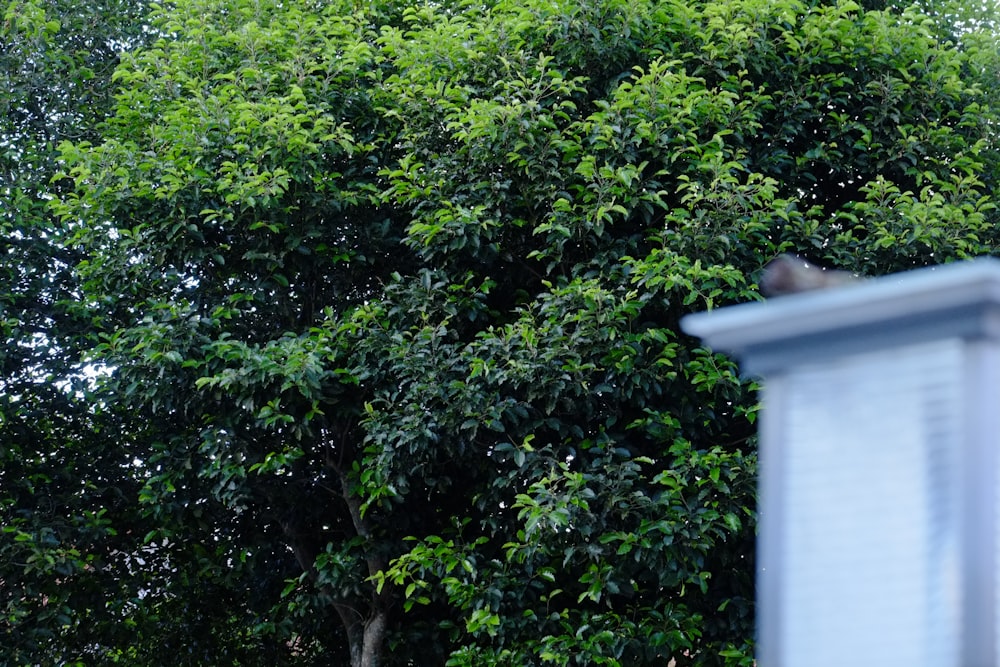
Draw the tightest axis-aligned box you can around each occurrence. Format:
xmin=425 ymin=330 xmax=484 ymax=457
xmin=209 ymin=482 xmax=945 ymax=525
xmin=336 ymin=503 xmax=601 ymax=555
xmin=2 ymin=0 xmax=152 ymax=661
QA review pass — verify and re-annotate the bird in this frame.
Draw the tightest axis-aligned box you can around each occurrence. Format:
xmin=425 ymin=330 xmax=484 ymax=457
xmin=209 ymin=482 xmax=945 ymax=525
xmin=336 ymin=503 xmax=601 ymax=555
xmin=759 ymin=254 xmax=859 ymax=297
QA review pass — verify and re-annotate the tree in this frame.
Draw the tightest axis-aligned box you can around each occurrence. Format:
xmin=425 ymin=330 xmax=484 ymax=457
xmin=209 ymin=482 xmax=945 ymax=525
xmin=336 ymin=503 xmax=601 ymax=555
xmin=0 ymin=0 xmax=158 ymax=662
xmin=47 ymin=0 xmax=1000 ymax=664
xmin=3 ymin=2 xmax=306 ymax=663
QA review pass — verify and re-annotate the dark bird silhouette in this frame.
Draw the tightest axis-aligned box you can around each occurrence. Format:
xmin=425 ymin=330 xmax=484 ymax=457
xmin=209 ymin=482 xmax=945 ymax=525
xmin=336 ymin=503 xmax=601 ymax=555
xmin=760 ymin=254 xmax=859 ymax=297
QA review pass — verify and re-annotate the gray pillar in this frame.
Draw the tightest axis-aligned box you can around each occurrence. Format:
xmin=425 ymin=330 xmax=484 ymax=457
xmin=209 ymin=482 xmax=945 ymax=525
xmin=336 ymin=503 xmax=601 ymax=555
xmin=681 ymin=258 xmax=1000 ymax=667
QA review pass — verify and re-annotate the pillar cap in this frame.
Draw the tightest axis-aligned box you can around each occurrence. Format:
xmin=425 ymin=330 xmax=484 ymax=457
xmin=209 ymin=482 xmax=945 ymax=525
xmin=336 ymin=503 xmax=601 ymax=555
xmin=680 ymin=257 xmax=1000 ymax=374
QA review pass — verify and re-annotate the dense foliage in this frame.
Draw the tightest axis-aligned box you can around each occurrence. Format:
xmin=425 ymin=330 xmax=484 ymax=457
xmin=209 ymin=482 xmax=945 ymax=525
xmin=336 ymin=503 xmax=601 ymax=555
xmin=1 ymin=0 xmax=161 ymax=661
xmin=5 ymin=0 xmax=1000 ymax=664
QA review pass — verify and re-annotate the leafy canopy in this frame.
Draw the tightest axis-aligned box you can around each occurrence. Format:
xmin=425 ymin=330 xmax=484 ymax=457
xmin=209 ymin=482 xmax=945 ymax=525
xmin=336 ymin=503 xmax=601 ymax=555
xmin=19 ymin=0 xmax=1000 ymax=664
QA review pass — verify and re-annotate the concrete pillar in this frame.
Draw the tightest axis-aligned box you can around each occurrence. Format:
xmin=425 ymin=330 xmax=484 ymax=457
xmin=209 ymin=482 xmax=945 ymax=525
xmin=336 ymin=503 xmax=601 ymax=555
xmin=681 ymin=258 xmax=1000 ymax=667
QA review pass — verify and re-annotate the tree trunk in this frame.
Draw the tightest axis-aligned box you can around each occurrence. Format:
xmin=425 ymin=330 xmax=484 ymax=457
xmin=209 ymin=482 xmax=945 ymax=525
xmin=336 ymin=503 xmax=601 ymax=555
xmin=282 ymin=519 xmax=389 ymax=667
xmin=360 ymin=609 xmax=388 ymax=667
xmin=340 ymin=470 xmax=389 ymax=667
xmin=278 ymin=488 xmax=388 ymax=667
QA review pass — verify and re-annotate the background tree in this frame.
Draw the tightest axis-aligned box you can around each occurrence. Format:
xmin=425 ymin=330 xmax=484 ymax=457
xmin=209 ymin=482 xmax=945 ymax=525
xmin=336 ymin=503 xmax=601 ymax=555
xmin=3 ymin=1 xmax=311 ymax=663
xmin=0 ymin=0 xmax=155 ymax=661
xmin=42 ymin=0 xmax=1000 ymax=665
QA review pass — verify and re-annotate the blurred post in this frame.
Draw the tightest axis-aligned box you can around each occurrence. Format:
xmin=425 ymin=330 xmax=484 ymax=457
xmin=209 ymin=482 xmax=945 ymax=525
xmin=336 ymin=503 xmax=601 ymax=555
xmin=681 ymin=258 xmax=1000 ymax=667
